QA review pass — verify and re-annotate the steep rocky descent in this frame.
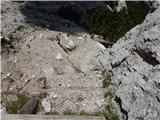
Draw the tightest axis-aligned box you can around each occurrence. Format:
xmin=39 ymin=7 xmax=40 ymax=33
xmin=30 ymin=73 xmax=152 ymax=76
xmin=95 ymin=4 xmax=160 ymax=120
xmin=1 ymin=1 xmax=110 ymax=115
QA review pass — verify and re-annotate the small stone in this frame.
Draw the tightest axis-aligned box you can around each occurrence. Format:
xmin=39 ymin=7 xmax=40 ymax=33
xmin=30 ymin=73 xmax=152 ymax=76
xmin=77 ymin=37 xmax=83 ymax=40
xmin=95 ymin=100 xmax=102 ymax=108
xmin=6 ymin=73 xmax=11 ymax=77
xmin=31 ymin=74 xmax=36 ymax=79
xmin=67 ymin=84 xmax=71 ymax=88
xmin=0 ymin=107 xmax=7 ymax=114
xmin=44 ymin=67 xmax=54 ymax=80
xmin=39 ymin=33 xmax=43 ymax=38
xmin=100 ymin=99 xmax=104 ymax=102
xmin=14 ymin=59 xmax=18 ymax=63
xmin=3 ymin=73 xmax=12 ymax=79
xmin=41 ymin=98 xmax=51 ymax=113
xmin=9 ymin=85 xmax=17 ymax=91
xmin=56 ymin=53 xmax=63 ymax=60
xmin=82 ymin=103 xmax=86 ymax=107
xmin=52 ymin=94 xmax=58 ymax=99
xmin=96 ymin=42 xmax=106 ymax=50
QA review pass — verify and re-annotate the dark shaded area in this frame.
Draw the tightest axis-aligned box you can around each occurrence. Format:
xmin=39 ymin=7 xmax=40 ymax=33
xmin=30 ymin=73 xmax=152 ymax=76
xmin=89 ymin=1 xmax=151 ymax=42
xmin=19 ymin=1 xmax=152 ymax=42
xmin=115 ymin=96 xmax=128 ymax=120
xmin=135 ymin=48 xmax=160 ymax=66
xmin=19 ymin=1 xmax=99 ymax=33
xmin=111 ymin=58 xmax=126 ymax=68
xmin=154 ymin=81 xmax=160 ymax=89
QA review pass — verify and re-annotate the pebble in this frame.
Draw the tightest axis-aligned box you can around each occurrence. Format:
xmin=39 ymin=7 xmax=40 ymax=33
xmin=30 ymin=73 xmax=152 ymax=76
xmin=82 ymin=103 xmax=86 ymax=107
xmin=0 ymin=107 xmax=7 ymax=114
xmin=14 ymin=59 xmax=18 ymax=63
xmin=95 ymin=100 xmax=102 ymax=108
xmin=77 ymin=37 xmax=83 ymax=40
xmin=56 ymin=53 xmax=63 ymax=60
xmin=6 ymin=73 xmax=11 ymax=77
xmin=52 ymin=94 xmax=58 ymax=99
xmin=31 ymin=74 xmax=36 ymax=79
xmin=39 ymin=33 xmax=43 ymax=38
xmin=67 ymin=84 xmax=71 ymax=88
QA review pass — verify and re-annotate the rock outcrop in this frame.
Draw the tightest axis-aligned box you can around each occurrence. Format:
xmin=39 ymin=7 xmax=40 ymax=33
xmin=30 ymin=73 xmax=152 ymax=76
xmin=96 ymin=5 xmax=160 ymax=120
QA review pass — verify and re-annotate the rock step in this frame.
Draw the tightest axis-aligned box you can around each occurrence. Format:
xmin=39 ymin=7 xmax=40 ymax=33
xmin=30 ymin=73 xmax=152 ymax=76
xmin=2 ymin=114 xmax=106 ymax=120
xmin=48 ymin=74 xmax=103 ymax=88
xmin=40 ymin=88 xmax=108 ymax=113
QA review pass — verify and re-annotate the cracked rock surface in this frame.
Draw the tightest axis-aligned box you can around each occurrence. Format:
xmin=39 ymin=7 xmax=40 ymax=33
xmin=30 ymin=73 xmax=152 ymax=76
xmin=96 ymin=5 xmax=160 ymax=120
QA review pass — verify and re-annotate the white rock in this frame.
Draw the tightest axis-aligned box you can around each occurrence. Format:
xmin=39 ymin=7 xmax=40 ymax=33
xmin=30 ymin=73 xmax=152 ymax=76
xmin=116 ymin=0 xmax=127 ymax=12
xmin=31 ymin=74 xmax=36 ymax=79
xmin=58 ymin=34 xmax=76 ymax=51
xmin=77 ymin=37 xmax=83 ymax=40
xmin=95 ymin=100 xmax=102 ymax=108
xmin=56 ymin=53 xmax=63 ymax=60
xmin=2 ymin=73 xmax=12 ymax=80
xmin=41 ymin=98 xmax=51 ymax=113
xmin=82 ymin=103 xmax=86 ymax=107
xmin=52 ymin=94 xmax=58 ymax=99
xmin=0 ymin=107 xmax=7 ymax=114
xmin=68 ymin=40 xmax=75 ymax=49
xmin=96 ymin=42 xmax=106 ymax=50
xmin=67 ymin=84 xmax=71 ymax=88
xmin=14 ymin=59 xmax=18 ymax=63
xmin=9 ymin=85 xmax=17 ymax=91
xmin=6 ymin=73 xmax=11 ymax=77
xmin=44 ymin=67 xmax=54 ymax=80
xmin=39 ymin=33 xmax=43 ymax=38
xmin=100 ymin=99 xmax=104 ymax=102
xmin=0 ymin=36 xmax=2 ymax=39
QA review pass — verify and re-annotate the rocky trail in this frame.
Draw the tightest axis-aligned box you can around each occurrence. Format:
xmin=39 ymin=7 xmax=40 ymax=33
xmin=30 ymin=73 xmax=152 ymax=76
xmin=1 ymin=1 xmax=160 ymax=120
xmin=1 ymin=1 xmax=110 ymax=116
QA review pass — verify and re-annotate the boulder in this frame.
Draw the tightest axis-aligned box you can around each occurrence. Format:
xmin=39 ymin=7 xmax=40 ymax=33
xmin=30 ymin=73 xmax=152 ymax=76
xmin=57 ymin=33 xmax=76 ymax=51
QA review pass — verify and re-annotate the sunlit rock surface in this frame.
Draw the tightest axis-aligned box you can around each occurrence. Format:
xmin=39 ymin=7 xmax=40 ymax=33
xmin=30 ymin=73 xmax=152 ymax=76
xmin=97 ymin=6 xmax=160 ymax=120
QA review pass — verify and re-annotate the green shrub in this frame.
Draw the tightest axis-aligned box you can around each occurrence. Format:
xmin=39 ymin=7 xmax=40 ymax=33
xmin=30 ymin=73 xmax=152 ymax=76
xmin=93 ymin=111 xmax=106 ymax=116
xmin=88 ymin=2 xmax=150 ymax=42
xmin=106 ymin=105 xmax=120 ymax=120
xmin=63 ymin=109 xmax=77 ymax=115
xmin=16 ymin=25 xmax=25 ymax=31
xmin=6 ymin=94 xmax=29 ymax=114
xmin=80 ymin=111 xmax=91 ymax=116
xmin=104 ymin=91 xmax=113 ymax=99
xmin=102 ymin=73 xmax=112 ymax=88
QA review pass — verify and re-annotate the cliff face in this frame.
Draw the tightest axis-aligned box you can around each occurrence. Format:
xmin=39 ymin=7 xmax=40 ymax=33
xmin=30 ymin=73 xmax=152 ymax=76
xmin=97 ymin=5 xmax=160 ymax=120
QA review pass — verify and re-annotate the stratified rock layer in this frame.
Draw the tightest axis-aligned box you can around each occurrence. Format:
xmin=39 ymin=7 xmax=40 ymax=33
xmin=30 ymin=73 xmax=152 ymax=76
xmin=97 ymin=6 xmax=160 ymax=120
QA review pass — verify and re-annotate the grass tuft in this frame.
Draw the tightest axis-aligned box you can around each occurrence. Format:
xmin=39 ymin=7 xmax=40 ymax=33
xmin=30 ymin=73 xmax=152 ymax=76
xmin=63 ymin=109 xmax=77 ymax=115
xmin=16 ymin=25 xmax=25 ymax=31
xmin=104 ymin=91 xmax=113 ymax=99
xmin=6 ymin=93 xmax=29 ymax=114
xmin=106 ymin=105 xmax=120 ymax=120
xmin=102 ymin=73 xmax=112 ymax=88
